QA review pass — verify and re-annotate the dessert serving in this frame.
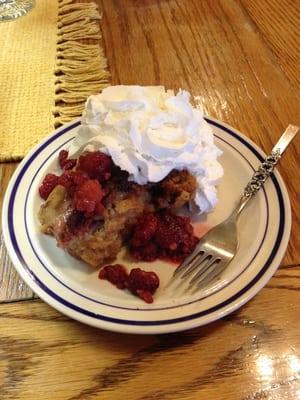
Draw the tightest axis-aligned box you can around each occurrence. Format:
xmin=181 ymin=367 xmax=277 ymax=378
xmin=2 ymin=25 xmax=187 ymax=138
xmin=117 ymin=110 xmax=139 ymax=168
xmin=38 ymin=86 xmax=223 ymax=302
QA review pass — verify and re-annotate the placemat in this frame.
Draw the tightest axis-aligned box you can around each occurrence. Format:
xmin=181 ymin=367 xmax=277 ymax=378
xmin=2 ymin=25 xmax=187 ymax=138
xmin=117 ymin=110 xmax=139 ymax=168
xmin=0 ymin=0 xmax=109 ymax=161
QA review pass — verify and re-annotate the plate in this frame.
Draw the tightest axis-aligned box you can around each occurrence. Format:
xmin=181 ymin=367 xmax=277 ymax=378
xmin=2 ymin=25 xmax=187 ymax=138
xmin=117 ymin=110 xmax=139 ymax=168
xmin=2 ymin=118 xmax=291 ymax=334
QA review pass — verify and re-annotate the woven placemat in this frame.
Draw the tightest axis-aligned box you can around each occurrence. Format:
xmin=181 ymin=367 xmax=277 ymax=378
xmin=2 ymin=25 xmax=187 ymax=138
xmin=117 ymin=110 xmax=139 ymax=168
xmin=0 ymin=0 xmax=109 ymax=162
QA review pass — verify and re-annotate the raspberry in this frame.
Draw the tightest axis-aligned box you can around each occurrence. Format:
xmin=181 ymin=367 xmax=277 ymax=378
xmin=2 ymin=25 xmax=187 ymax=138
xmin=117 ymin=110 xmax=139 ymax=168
xmin=73 ymin=179 xmax=104 ymax=215
xmin=154 ymin=213 xmax=189 ymax=251
xmin=57 ymin=170 xmax=74 ymax=190
xmin=131 ymin=213 xmax=158 ymax=247
xmin=62 ymin=158 xmax=77 ymax=171
xmin=177 ymin=215 xmax=194 ymax=235
xmin=126 ymin=268 xmax=159 ymax=303
xmin=130 ymin=242 xmax=158 ymax=262
xmin=99 ymin=264 xmax=129 ymax=289
xmin=159 ymin=214 xmax=199 ymax=262
xmin=77 ymin=151 xmax=112 ymax=182
xmin=136 ymin=289 xmax=154 ymax=304
xmin=58 ymin=150 xmax=68 ymax=169
xmin=39 ymin=173 xmax=59 ymax=199
xmin=99 ymin=265 xmax=159 ymax=303
xmin=128 ymin=211 xmax=198 ymax=264
xmin=58 ymin=170 xmax=89 ymax=196
xmin=95 ymin=202 xmax=105 ymax=216
xmin=71 ymin=171 xmax=89 ymax=186
xmin=58 ymin=150 xmax=77 ymax=170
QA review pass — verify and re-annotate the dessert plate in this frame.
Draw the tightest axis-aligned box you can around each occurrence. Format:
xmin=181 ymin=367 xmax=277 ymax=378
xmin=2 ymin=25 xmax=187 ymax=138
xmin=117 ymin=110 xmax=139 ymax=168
xmin=2 ymin=118 xmax=291 ymax=334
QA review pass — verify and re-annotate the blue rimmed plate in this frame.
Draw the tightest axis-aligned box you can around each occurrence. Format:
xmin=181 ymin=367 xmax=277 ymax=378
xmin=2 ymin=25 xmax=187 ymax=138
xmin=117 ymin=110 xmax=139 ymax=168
xmin=2 ymin=118 xmax=291 ymax=334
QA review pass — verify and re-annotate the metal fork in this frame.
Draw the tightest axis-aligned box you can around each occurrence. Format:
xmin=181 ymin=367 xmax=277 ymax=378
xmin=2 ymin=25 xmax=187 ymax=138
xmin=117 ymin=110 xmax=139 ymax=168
xmin=173 ymin=124 xmax=299 ymax=292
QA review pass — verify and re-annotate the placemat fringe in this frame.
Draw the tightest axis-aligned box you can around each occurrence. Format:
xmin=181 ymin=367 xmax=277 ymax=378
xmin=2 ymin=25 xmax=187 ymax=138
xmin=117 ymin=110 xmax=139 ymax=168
xmin=58 ymin=4 xmax=100 ymax=23
xmin=54 ymin=1 xmax=110 ymax=127
xmin=53 ymin=104 xmax=85 ymax=127
xmin=57 ymin=41 xmax=100 ymax=61
xmin=58 ymin=0 xmax=74 ymax=7
xmin=57 ymin=23 xmax=101 ymax=42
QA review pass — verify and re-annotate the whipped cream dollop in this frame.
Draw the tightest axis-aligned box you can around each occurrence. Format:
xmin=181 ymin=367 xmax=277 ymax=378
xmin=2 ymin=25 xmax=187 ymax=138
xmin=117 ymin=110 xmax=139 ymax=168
xmin=69 ymin=85 xmax=223 ymax=213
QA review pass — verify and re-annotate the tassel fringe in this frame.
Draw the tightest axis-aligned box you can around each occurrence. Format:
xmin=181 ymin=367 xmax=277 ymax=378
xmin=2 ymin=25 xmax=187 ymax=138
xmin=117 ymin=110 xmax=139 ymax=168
xmin=54 ymin=0 xmax=110 ymax=127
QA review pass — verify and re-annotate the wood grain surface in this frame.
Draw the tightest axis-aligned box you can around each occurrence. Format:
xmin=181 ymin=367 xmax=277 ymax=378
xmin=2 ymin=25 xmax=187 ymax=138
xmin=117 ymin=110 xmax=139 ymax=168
xmin=0 ymin=268 xmax=299 ymax=400
xmin=0 ymin=0 xmax=300 ymax=398
xmin=240 ymin=0 xmax=300 ymax=93
xmin=0 ymin=163 xmax=36 ymax=302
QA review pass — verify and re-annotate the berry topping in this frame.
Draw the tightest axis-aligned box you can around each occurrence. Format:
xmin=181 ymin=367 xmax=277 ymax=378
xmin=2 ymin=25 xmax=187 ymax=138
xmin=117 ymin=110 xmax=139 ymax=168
xmin=154 ymin=213 xmax=198 ymax=261
xmin=136 ymin=289 xmax=154 ymax=304
xmin=130 ymin=242 xmax=158 ymax=262
xmin=77 ymin=151 xmax=112 ymax=182
xmin=58 ymin=150 xmax=68 ymax=168
xmin=39 ymin=173 xmax=59 ymax=199
xmin=154 ymin=213 xmax=189 ymax=251
xmin=99 ymin=264 xmax=129 ymax=289
xmin=131 ymin=212 xmax=158 ymax=247
xmin=99 ymin=264 xmax=159 ymax=303
xmin=58 ymin=150 xmax=77 ymax=170
xmin=73 ymin=179 xmax=104 ymax=215
xmin=126 ymin=268 xmax=159 ymax=303
xmin=57 ymin=170 xmax=89 ymax=196
xmin=62 ymin=158 xmax=77 ymax=171
xmin=129 ymin=211 xmax=198 ymax=263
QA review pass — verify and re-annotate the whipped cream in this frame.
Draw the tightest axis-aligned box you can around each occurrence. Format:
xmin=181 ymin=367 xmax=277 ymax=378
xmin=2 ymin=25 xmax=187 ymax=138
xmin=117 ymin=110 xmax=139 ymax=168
xmin=69 ymin=85 xmax=223 ymax=213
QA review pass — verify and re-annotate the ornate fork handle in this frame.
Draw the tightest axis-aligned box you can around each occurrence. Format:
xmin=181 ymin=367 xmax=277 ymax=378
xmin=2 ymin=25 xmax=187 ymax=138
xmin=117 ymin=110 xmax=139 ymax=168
xmin=236 ymin=125 xmax=299 ymax=215
xmin=243 ymin=149 xmax=281 ymax=198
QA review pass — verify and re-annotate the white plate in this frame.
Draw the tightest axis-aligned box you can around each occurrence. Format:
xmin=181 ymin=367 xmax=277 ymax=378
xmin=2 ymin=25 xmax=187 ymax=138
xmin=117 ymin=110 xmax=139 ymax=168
xmin=2 ymin=118 xmax=291 ymax=334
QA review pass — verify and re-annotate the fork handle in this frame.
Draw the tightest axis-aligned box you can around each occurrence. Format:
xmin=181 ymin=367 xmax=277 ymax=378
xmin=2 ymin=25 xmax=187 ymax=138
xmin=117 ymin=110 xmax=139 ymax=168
xmin=236 ymin=125 xmax=299 ymax=215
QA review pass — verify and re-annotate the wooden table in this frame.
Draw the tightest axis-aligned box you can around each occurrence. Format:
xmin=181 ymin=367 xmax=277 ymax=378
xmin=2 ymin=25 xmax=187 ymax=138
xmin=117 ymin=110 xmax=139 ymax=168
xmin=1 ymin=0 xmax=299 ymax=399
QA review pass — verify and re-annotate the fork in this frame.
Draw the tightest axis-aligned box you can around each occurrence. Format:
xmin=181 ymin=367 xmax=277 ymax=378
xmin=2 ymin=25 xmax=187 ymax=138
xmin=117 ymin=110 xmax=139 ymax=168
xmin=173 ymin=124 xmax=299 ymax=292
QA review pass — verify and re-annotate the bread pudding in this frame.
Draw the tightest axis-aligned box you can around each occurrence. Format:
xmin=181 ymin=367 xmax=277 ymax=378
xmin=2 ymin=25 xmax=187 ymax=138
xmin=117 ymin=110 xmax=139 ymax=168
xmin=38 ymin=150 xmax=198 ymax=268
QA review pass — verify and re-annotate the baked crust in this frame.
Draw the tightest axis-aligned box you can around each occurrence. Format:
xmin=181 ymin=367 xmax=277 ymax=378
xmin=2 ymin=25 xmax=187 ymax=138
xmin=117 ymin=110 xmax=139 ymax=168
xmin=152 ymin=170 xmax=197 ymax=210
